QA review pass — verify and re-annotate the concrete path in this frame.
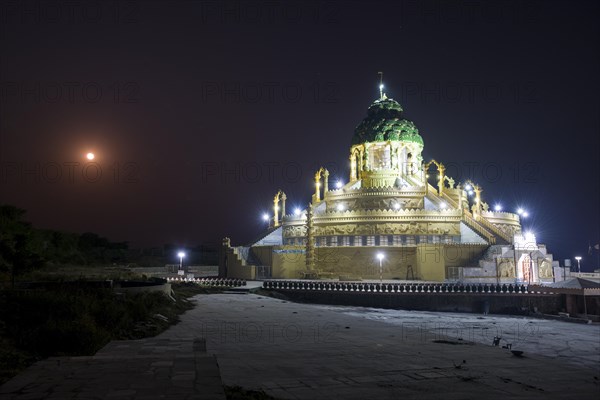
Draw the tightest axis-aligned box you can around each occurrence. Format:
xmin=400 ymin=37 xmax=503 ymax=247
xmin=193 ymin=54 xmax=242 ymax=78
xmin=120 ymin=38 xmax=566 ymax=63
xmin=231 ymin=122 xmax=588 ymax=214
xmin=2 ymin=293 xmax=599 ymax=399
xmin=164 ymin=294 xmax=599 ymax=399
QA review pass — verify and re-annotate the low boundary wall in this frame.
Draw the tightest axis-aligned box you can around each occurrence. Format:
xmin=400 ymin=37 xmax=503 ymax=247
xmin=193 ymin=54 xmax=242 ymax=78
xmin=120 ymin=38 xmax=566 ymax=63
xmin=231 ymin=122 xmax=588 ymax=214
xmin=263 ymin=280 xmax=563 ymax=314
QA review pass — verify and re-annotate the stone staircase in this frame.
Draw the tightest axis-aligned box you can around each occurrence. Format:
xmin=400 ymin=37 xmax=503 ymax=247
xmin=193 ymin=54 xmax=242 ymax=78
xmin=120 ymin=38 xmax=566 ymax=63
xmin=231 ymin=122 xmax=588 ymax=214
xmin=461 ymin=212 xmax=497 ymax=244
xmin=472 ymin=213 xmax=512 ymax=244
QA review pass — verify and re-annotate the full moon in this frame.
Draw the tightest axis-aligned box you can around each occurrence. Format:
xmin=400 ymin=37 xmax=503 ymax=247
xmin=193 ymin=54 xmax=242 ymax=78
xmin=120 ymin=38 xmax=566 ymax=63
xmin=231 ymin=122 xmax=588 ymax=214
xmin=86 ymin=152 xmax=95 ymax=160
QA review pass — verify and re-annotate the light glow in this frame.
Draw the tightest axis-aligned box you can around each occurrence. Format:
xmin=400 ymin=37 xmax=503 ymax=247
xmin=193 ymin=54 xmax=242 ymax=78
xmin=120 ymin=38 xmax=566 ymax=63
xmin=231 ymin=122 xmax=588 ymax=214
xmin=262 ymin=213 xmax=269 ymax=221
xmin=377 ymin=252 xmax=385 ymax=261
xmin=393 ymin=203 xmax=400 ymax=210
xmin=86 ymin=152 xmax=95 ymax=160
xmin=525 ymin=231 xmax=535 ymax=242
xmin=494 ymin=204 xmax=502 ymax=212
xmin=336 ymin=204 xmax=345 ymax=211
xmin=440 ymin=202 xmax=447 ymax=209
xmin=177 ymin=251 xmax=185 ymax=258
xmin=294 ymin=208 xmax=301 ymax=216
xmin=335 ymin=180 xmax=343 ymax=189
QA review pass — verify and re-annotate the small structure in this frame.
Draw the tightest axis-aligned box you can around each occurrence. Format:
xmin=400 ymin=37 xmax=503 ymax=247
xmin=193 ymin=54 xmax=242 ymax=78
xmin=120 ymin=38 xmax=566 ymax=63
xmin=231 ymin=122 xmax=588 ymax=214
xmin=531 ymin=278 xmax=600 ymax=319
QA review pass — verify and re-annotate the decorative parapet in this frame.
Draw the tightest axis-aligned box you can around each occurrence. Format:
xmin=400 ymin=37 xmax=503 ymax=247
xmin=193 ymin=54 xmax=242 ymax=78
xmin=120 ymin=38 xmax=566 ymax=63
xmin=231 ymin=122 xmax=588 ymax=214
xmin=480 ymin=211 xmax=520 ymax=223
xmin=282 ymin=209 xmax=463 ymax=238
xmin=262 ymin=280 xmax=532 ymax=294
xmin=312 ymin=208 xmax=462 ymax=224
xmin=480 ymin=211 xmax=522 ymax=242
xmin=326 ymin=187 xmax=426 ymax=198
xmin=473 ymin=214 xmax=513 ymax=243
xmin=361 ymin=170 xmax=400 ymax=188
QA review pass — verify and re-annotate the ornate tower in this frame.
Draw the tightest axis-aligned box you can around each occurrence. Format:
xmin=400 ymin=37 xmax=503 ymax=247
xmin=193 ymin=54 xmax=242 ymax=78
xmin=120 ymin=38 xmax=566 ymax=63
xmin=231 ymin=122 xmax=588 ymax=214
xmin=349 ymin=93 xmax=425 ymax=188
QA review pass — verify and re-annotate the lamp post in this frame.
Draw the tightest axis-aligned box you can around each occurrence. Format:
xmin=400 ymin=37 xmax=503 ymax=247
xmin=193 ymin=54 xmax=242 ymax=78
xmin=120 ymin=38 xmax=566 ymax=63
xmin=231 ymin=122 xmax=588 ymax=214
xmin=575 ymin=256 xmax=586 ymax=318
xmin=178 ymin=251 xmax=185 ymax=271
xmin=575 ymin=256 xmax=582 ymax=273
xmin=377 ymin=253 xmax=385 ymax=284
xmin=517 ymin=208 xmax=529 ymax=233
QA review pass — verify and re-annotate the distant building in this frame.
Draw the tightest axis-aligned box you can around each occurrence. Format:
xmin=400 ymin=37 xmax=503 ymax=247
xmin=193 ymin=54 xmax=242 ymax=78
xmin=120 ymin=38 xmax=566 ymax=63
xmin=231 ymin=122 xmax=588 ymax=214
xmin=221 ymin=85 xmax=558 ymax=284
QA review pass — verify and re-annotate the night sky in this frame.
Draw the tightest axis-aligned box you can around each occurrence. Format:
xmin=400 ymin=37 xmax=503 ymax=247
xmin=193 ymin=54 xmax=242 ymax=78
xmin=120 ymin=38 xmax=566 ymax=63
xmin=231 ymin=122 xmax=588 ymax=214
xmin=0 ymin=0 xmax=598 ymax=269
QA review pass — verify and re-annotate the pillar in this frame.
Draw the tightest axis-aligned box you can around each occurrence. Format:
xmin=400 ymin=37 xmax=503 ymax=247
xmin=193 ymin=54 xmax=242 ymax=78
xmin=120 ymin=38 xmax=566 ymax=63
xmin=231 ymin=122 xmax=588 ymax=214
xmin=438 ymin=164 xmax=445 ymax=195
xmin=359 ymin=147 xmax=364 ymax=173
xmin=305 ymin=203 xmax=315 ymax=271
xmin=281 ymin=192 xmax=286 ymax=218
xmin=323 ymin=169 xmax=329 ymax=197
xmin=474 ymin=185 xmax=482 ymax=215
xmin=273 ymin=193 xmax=280 ymax=227
xmin=313 ymin=171 xmax=321 ymax=203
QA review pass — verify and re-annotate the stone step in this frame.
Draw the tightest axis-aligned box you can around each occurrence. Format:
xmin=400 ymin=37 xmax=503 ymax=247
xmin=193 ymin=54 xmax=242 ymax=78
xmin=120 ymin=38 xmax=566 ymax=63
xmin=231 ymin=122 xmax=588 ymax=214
xmin=0 ymin=338 xmax=226 ymax=400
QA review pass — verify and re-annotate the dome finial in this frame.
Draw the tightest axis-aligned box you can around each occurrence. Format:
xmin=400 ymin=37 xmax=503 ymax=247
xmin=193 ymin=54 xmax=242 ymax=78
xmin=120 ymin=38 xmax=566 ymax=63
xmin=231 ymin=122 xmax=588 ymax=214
xmin=378 ymin=71 xmax=384 ymax=100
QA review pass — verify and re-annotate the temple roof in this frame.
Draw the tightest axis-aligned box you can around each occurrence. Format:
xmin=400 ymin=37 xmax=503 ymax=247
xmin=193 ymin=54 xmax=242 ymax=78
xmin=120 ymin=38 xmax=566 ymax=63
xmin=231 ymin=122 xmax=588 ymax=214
xmin=352 ymin=97 xmax=424 ymax=146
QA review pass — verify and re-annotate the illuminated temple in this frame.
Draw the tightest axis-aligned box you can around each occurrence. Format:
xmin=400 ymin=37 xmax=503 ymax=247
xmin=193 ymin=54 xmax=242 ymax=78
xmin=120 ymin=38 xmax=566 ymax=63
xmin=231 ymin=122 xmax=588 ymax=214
xmin=220 ymin=86 xmax=560 ymax=284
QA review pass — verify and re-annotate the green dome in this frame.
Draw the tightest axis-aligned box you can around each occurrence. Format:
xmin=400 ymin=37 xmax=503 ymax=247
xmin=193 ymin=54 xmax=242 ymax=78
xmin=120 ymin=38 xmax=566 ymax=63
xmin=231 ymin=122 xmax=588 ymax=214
xmin=352 ymin=97 xmax=424 ymax=146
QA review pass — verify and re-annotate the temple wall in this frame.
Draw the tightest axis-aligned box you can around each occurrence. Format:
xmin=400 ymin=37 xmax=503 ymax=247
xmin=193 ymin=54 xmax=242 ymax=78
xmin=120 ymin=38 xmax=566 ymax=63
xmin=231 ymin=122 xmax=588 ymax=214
xmin=439 ymin=244 xmax=488 ymax=267
xmin=226 ymin=256 xmax=256 ymax=280
xmin=251 ymin=246 xmax=273 ymax=266
xmin=314 ymin=246 xmax=417 ymax=280
xmin=268 ymin=244 xmax=488 ymax=282
xmin=416 ymin=245 xmax=446 ymax=281
xmin=272 ymin=247 xmax=306 ymax=279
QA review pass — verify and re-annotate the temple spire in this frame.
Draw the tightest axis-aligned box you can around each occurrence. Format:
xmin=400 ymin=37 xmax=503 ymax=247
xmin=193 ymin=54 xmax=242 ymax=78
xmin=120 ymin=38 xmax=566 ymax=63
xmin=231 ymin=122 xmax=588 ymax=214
xmin=378 ymin=71 xmax=384 ymax=100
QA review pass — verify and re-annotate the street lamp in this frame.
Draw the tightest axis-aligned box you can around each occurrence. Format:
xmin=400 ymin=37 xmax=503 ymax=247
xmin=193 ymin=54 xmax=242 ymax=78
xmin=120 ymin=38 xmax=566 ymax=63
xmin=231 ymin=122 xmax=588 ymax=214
xmin=177 ymin=251 xmax=185 ymax=271
xmin=575 ymin=256 xmax=582 ymax=273
xmin=377 ymin=253 xmax=385 ymax=284
xmin=517 ymin=208 xmax=529 ymax=233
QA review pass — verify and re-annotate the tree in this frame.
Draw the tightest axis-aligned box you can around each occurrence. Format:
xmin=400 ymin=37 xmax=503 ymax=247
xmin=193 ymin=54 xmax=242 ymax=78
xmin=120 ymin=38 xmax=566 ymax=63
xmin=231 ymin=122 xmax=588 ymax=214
xmin=0 ymin=205 xmax=45 ymax=287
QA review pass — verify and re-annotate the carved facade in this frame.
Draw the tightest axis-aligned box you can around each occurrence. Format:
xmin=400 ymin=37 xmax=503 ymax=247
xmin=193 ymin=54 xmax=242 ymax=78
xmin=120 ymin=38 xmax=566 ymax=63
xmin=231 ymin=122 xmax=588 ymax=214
xmin=222 ymin=86 xmax=558 ymax=284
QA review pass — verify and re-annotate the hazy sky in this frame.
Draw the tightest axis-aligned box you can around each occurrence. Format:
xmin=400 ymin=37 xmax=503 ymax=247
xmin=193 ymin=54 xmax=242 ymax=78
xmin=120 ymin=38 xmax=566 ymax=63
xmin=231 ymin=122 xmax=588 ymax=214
xmin=0 ymin=0 xmax=598 ymax=269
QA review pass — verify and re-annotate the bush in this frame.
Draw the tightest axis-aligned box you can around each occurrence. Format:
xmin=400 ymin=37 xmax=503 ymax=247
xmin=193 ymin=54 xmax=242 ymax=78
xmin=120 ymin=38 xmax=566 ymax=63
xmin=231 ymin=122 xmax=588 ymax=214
xmin=0 ymin=281 xmax=205 ymax=385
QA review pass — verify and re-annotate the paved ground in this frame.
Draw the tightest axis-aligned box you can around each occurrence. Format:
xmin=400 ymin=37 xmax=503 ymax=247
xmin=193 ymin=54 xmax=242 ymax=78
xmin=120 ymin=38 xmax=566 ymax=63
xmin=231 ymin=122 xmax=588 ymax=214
xmin=341 ymin=307 xmax=600 ymax=369
xmin=166 ymin=293 xmax=600 ymax=399
xmin=0 ymin=337 xmax=225 ymax=400
xmin=2 ymin=292 xmax=599 ymax=399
